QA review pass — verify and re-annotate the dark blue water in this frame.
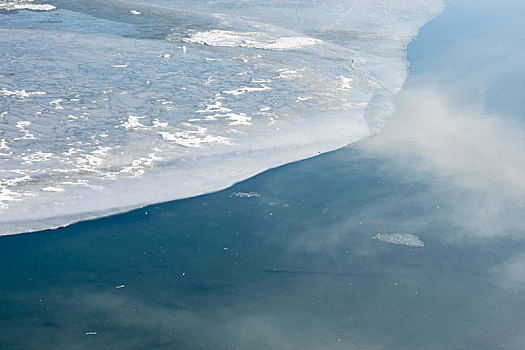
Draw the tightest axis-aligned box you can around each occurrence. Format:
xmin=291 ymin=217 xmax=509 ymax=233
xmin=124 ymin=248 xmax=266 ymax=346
xmin=1 ymin=1 xmax=525 ymax=349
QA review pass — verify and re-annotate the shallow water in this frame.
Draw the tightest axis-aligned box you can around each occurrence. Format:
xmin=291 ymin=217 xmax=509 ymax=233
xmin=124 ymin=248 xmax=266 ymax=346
xmin=1 ymin=0 xmax=525 ymax=349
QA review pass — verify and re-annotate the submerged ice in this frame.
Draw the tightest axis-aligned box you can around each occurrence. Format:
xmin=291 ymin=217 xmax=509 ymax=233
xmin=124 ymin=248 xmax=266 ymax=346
xmin=0 ymin=0 xmax=444 ymax=234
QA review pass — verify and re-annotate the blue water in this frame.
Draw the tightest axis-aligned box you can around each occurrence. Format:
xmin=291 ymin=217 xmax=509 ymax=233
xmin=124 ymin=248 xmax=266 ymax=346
xmin=1 ymin=0 xmax=525 ymax=349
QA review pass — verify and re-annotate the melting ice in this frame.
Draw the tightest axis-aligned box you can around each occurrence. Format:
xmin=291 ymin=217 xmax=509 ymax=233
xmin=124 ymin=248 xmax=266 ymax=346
xmin=0 ymin=0 xmax=444 ymax=234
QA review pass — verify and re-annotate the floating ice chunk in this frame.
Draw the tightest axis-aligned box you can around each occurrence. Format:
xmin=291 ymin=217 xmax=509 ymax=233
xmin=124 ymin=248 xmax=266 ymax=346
xmin=183 ymin=30 xmax=321 ymax=51
xmin=232 ymin=191 xmax=261 ymax=198
xmin=372 ymin=233 xmax=424 ymax=247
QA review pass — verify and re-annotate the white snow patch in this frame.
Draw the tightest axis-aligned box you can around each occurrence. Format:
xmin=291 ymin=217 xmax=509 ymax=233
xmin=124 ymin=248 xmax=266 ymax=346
xmin=0 ymin=89 xmax=46 ymax=98
xmin=182 ymin=30 xmax=321 ymax=51
xmin=0 ymin=1 xmax=55 ymax=11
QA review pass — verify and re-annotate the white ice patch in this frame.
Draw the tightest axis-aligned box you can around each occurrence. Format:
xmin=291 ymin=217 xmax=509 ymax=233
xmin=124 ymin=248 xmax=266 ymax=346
xmin=0 ymin=175 xmax=32 ymax=210
xmin=372 ymin=233 xmax=424 ymax=247
xmin=21 ymin=151 xmax=54 ymax=164
xmin=196 ymin=99 xmax=232 ymax=114
xmin=223 ymin=84 xmax=272 ymax=96
xmin=14 ymin=121 xmax=36 ymax=140
xmin=232 ymin=191 xmax=261 ymax=198
xmin=337 ymin=76 xmax=353 ymax=90
xmin=0 ymin=89 xmax=46 ymax=98
xmin=120 ymin=153 xmax=162 ymax=177
xmin=117 ymin=115 xmax=147 ymax=130
xmin=158 ymin=131 xmax=232 ymax=148
xmin=274 ymin=69 xmax=301 ymax=79
xmin=0 ymin=139 xmax=9 ymax=150
xmin=296 ymin=96 xmax=313 ymax=102
xmin=183 ymin=30 xmax=321 ymax=51
xmin=0 ymin=0 xmax=55 ymax=11
xmin=204 ymin=112 xmax=251 ymax=126
xmin=41 ymin=187 xmax=65 ymax=192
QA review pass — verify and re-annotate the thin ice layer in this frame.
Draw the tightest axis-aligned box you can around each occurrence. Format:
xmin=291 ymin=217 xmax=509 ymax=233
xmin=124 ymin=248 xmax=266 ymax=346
xmin=0 ymin=0 xmax=444 ymax=235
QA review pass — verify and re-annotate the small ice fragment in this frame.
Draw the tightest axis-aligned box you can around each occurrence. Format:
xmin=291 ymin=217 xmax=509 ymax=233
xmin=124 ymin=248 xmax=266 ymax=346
xmin=372 ymin=233 xmax=424 ymax=247
xmin=232 ymin=192 xmax=261 ymax=198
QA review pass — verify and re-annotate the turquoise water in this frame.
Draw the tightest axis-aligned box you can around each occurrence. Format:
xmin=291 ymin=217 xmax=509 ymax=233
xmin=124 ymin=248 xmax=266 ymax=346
xmin=1 ymin=0 xmax=525 ymax=349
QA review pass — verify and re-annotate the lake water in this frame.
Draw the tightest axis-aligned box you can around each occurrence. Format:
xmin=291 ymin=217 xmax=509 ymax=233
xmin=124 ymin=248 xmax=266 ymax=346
xmin=1 ymin=0 xmax=524 ymax=349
